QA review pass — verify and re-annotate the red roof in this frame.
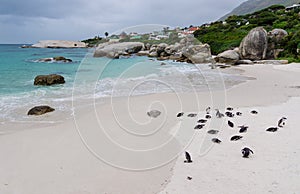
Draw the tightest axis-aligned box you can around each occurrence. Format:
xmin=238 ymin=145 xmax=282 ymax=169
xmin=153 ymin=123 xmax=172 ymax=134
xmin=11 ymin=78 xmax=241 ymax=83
xmin=188 ymin=27 xmax=199 ymax=31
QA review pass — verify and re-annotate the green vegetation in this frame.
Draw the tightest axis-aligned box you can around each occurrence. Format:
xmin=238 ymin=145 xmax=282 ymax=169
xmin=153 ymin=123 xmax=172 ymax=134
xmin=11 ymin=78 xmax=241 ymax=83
xmin=194 ymin=5 xmax=300 ymax=62
xmin=82 ymin=36 xmax=107 ymax=47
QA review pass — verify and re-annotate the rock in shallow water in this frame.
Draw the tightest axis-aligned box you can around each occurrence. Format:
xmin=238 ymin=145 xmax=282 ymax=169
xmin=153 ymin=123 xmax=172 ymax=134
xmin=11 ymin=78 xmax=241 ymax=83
xmin=38 ymin=56 xmax=72 ymax=63
xmin=34 ymin=74 xmax=65 ymax=86
xmin=27 ymin=106 xmax=55 ymax=116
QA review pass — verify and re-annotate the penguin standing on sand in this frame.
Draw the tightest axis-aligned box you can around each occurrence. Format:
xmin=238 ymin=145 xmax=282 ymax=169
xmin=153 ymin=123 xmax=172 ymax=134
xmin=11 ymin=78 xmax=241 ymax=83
xmin=228 ymin=120 xmax=234 ymax=128
xmin=177 ymin=112 xmax=184 ymax=117
xmin=215 ymin=109 xmax=224 ymax=118
xmin=239 ymin=125 xmax=248 ymax=133
xmin=278 ymin=117 xmax=287 ymax=128
xmin=206 ymin=107 xmax=211 ymax=114
xmin=184 ymin=151 xmax=193 ymax=163
xmin=241 ymin=147 xmax=254 ymax=158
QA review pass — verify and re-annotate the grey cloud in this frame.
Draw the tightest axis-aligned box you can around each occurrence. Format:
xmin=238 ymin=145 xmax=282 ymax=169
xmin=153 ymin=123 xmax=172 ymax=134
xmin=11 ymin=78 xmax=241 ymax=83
xmin=0 ymin=0 xmax=244 ymax=43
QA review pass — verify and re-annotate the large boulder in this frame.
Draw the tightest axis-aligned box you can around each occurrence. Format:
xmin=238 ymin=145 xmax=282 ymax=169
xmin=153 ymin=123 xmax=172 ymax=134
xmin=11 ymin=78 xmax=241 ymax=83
xmin=31 ymin=40 xmax=86 ymax=48
xmin=267 ymin=29 xmax=288 ymax=59
xmin=157 ymin=43 xmax=169 ymax=56
xmin=27 ymin=106 xmax=55 ymax=116
xmin=268 ymin=29 xmax=288 ymax=42
xmin=239 ymin=27 xmax=268 ymax=60
xmin=215 ymin=50 xmax=240 ymax=64
xmin=34 ymin=74 xmax=65 ymax=86
xmin=136 ymin=51 xmax=150 ymax=56
xmin=182 ymin=44 xmax=214 ymax=64
xmin=165 ymin=43 xmax=182 ymax=55
xmin=94 ymin=42 xmax=144 ymax=58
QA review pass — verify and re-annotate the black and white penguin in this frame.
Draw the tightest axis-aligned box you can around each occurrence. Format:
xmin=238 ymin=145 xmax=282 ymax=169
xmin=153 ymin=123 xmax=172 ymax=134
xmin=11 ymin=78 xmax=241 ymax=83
xmin=230 ymin=135 xmax=243 ymax=141
xmin=184 ymin=151 xmax=192 ymax=163
xmin=188 ymin=113 xmax=197 ymax=118
xmin=236 ymin=112 xmax=242 ymax=116
xmin=228 ymin=120 xmax=234 ymax=128
xmin=278 ymin=117 xmax=287 ymax=128
xmin=227 ymin=107 xmax=234 ymax=111
xmin=177 ymin=112 xmax=184 ymax=117
xmin=198 ymin=119 xmax=207 ymax=123
xmin=251 ymin=110 xmax=258 ymax=114
xmin=207 ymin=130 xmax=219 ymax=134
xmin=215 ymin=109 xmax=224 ymax=118
xmin=266 ymin=127 xmax=278 ymax=132
xmin=239 ymin=125 xmax=248 ymax=133
xmin=206 ymin=107 xmax=211 ymax=114
xmin=212 ymin=138 xmax=222 ymax=144
xmin=205 ymin=115 xmax=212 ymax=119
xmin=225 ymin=112 xmax=234 ymax=118
xmin=241 ymin=147 xmax=254 ymax=158
xmin=194 ymin=124 xmax=205 ymax=130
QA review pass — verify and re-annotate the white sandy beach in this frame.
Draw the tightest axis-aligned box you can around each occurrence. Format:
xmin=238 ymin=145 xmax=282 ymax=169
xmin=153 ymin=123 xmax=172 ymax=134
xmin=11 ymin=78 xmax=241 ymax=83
xmin=1 ymin=63 xmax=300 ymax=194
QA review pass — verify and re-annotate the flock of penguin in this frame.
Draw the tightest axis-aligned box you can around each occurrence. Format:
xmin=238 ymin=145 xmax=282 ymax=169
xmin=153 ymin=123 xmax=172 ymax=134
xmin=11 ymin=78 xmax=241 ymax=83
xmin=176 ymin=106 xmax=287 ymax=163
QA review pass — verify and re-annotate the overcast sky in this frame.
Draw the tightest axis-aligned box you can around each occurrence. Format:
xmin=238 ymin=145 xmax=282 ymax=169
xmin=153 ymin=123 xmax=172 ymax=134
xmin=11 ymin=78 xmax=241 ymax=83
xmin=0 ymin=0 xmax=244 ymax=43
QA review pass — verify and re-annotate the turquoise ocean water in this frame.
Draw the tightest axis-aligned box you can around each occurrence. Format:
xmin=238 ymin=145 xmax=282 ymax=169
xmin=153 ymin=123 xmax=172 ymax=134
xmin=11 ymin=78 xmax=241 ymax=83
xmin=0 ymin=44 xmax=248 ymax=124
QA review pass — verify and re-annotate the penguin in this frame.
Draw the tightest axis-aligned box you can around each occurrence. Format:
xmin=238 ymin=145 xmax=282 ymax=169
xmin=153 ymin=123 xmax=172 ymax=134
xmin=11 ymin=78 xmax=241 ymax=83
xmin=266 ymin=127 xmax=278 ymax=132
xmin=207 ymin=130 xmax=219 ymax=134
xmin=225 ymin=112 xmax=234 ymax=118
xmin=228 ymin=120 xmax=234 ymax=128
xmin=184 ymin=151 xmax=192 ymax=163
xmin=212 ymin=138 xmax=222 ymax=144
xmin=197 ymin=119 xmax=207 ymax=123
xmin=239 ymin=125 xmax=248 ymax=133
xmin=278 ymin=117 xmax=287 ymax=128
xmin=230 ymin=135 xmax=243 ymax=141
xmin=188 ymin=113 xmax=197 ymax=118
xmin=205 ymin=114 xmax=212 ymax=119
xmin=215 ymin=109 xmax=224 ymax=118
xmin=187 ymin=176 xmax=193 ymax=180
xmin=177 ymin=112 xmax=184 ymax=117
xmin=194 ymin=124 xmax=205 ymax=130
xmin=236 ymin=112 xmax=242 ymax=116
xmin=206 ymin=107 xmax=211 ymax=114
xmin=227 ymin=107 xmax=234 ymax=111
xmin=241 ymin=147 xmax=254 ymax=158
xmin=251 ymin=110 xmax=258 ymax=114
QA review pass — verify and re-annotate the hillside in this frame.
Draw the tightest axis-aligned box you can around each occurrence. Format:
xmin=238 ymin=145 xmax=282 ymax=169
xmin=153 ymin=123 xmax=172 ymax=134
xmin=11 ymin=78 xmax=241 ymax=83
xmin=194 ymin=5 xmax=300 ymax=62
xmin=220 ymin=0 xmax=299 ymax=21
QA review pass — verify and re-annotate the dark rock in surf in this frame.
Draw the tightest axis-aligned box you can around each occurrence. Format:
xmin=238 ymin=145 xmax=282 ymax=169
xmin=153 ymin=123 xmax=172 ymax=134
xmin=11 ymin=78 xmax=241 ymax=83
xmin=34 ymin=74 xmax=65 ymax=86
xmin=27 ymin=105 xmax=55 ymax=116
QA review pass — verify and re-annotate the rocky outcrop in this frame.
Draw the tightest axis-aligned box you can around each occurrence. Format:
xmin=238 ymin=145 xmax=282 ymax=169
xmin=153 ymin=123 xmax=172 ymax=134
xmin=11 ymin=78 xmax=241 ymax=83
xmin=267 ymin=28 xmax=288 ymax=59
xmin=38 ymin=56 xmax=72 ymax=63
xmin=94 ymin=42 xmax=144 ymax=58
xmin=239 ymin=27 xmax=268 ymax=60
xmin=28 ymin=106 xmax=55 ymax=116
xmin=34 ymin=74 xmax=65 ymax=86
xmin=268 ymin=29 xmax=288 ymax=42
xmin=182 ymin=44 xmax=214 ymax=64
xmin=93 ymin=35 xmax=213 ymax=64
xmin=136 ymin=51 xmax=150 ymax=56
xmin=215 ymin=50 xmax=240 ymax=65
xmin=31 ymin=40 xmax=87 ymax=48
xmin=148 ymin=36 xmax=213 ymax=64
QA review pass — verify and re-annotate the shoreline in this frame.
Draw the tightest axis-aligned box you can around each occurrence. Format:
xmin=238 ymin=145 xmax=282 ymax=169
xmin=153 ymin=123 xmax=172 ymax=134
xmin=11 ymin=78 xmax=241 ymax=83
xmin=0 ymin=63 xmax=300 ymax=193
